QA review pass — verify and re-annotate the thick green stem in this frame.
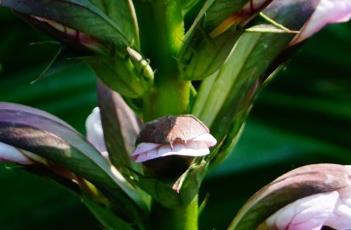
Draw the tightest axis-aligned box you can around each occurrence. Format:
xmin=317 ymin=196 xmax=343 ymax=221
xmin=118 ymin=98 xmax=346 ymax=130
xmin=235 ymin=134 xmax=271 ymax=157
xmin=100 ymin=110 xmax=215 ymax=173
xmin=149 ymin=196 xmax=198 ymax=230
xmin=137 ymin=0 xmax=190 ymax=120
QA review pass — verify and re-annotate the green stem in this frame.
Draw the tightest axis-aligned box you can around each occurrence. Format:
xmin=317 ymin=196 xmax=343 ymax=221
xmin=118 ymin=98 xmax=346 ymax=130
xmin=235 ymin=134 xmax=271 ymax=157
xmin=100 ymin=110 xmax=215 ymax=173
xmin=149 ymin=196 xmax=198 ymax=230
xmin=137 ymin=0 xmax=190 ymax=120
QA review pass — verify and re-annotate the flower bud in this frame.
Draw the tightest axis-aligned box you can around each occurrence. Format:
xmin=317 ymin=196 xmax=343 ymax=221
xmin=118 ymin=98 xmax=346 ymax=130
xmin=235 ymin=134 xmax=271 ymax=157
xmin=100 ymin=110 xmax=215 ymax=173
xmin=290 ymin=0 xmax=351 ymax=45
xmin=132 ymin=115 xmax=216 ymax=178
xmin=229 ymin=164 xmax=351 ymax=230
xmin=264 ymin=187 xmax=351 ymax=230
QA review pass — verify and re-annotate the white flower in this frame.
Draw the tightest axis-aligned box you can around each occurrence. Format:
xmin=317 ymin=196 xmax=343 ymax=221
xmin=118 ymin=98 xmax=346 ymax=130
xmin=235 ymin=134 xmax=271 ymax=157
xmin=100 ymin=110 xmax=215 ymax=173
xmin=265 ymin=187 xmax=351 ymax=230
xmin=290 ymin=0 xmax=351 ymax=45
xmin=131 ymin=133 xmax=217 ymax=163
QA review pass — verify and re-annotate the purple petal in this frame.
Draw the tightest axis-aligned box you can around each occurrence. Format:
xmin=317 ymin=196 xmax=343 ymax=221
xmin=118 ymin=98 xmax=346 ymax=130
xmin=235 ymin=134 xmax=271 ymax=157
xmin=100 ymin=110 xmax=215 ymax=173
xmin=131 ymin=143 xmax=161 ymax=156
xmin=291 ymin=0 xmax=351 ymax=44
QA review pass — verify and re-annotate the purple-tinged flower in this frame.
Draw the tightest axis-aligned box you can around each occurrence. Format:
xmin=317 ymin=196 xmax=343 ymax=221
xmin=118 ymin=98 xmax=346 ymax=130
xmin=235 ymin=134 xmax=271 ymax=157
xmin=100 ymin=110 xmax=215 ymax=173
xmin=131 ymin=115 xmax=217 ymax=163
xmin=131 ymin=133 xmax=216 ymax=163
xmin=264 ymin=187 xmax=351 ymax=230
xmin=290 ymin=0 xmax=351 ymax=45
xmin=230 ymin=164 xmax=351 ymax=230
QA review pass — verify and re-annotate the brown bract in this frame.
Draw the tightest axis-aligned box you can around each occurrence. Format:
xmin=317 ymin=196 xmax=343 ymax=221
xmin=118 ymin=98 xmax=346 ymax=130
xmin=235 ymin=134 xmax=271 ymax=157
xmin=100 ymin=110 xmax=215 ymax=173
xmin=136 ymin=115 xmax=209 ymax=145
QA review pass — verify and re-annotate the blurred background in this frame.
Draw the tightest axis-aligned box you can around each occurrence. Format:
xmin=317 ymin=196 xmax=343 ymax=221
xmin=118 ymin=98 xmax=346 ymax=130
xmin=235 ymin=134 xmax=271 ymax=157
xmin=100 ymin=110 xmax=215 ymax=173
xmin=0 ymin=7 xmax=350 ymax=230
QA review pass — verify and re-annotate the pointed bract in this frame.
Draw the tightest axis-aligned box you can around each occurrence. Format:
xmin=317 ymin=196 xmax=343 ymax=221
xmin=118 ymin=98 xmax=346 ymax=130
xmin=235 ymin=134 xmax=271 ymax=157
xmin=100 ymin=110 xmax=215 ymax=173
xmin=290 ymin=0 xmax=351 ymax=45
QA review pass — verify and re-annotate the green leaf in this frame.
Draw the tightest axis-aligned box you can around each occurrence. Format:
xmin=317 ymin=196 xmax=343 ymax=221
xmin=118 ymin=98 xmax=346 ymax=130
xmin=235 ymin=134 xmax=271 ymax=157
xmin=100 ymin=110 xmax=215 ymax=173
xmin=135 ymin=161 xmax=208 ymax=208
xmin=0 ymin=103 xmax=144 ymax=226
xmin=0 ymin=0 xmax=139 ymax=53
xmin=89 ymin=55 xmax=153 ymax=98
xmin=83 ymin=197 xmax=134 ymax=230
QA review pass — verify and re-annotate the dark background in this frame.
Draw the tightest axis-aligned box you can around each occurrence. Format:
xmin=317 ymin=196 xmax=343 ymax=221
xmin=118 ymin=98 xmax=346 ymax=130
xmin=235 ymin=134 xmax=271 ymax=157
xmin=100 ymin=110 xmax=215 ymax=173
xmin=1 ymin=7 xmax=350 ymax=230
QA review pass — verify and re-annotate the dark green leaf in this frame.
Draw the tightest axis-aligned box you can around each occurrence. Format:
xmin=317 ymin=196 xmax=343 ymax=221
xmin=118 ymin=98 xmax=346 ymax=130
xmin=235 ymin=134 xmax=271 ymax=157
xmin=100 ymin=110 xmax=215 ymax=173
xmin=0 ymin=0 xmax=139 ymax=53
xmin=89 ymin=55 xmax=153 ymax=98
xmin=83 ymin=197 xmax=134 ymax=230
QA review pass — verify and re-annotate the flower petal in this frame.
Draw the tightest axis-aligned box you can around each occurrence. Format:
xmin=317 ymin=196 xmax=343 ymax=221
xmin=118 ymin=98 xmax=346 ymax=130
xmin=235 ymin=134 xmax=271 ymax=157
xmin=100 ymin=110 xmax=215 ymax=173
xmin=131 ymin=143 xmax=161 ymax=156
xmin=0 ymin=142 xmax=33 ymax=165
xmin=265 ymin=191 xmax=338 ymax=230
xmin=85 ymin=107 xmax=108 ymax=158
xmin=325 ymin=187 xmax=351 ymax=229
xmin=190 ymin=133 xmax=217 ymax=147
xmin=291 ymin=0 xmax=351 ymax=44
xmin=132 ymin=143 xmax=210 ymax=163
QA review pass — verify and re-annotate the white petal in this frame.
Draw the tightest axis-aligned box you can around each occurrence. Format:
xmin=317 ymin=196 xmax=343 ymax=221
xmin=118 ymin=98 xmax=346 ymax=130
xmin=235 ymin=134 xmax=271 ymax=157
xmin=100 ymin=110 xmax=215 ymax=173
xmin=134 ymin=149 xmax=158 ymax=163
xmin=325 ymin=187 xmax=351 ymax=229
xmin=157 ymin=145 xmax=173 ymax=156
xmin=133 ymin=144 xmax=211 ymax=163
xmin=266 ymin=191 xmax=338 ymax=230
xmin=85 ymin=107 xmax=108 ymax=157
xmin=161 ymin=144 xmax=210 ymax=158
xmin=291 ymin=0 xmax=351 ymax=45
xmin=131 ymin=143 xmax=160 ymax=156
xmin=0 ymin=142 xmax=33 ymax=165
xmin=190 ymin=133 xmax=217 ymax=147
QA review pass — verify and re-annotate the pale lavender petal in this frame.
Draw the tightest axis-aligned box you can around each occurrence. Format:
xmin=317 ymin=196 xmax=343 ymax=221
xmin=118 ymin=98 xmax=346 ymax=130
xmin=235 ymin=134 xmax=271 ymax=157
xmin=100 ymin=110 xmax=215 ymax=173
xmin=161 ymin=144 xmax=210 ymax=158
xmin=157 ymin=145 xmax=173 ymax=156
xmin=266 ymin=191 xmax=338 ymax=230
xmin=0 ymin=142 xmax=33 ymax=165
xmin=134 ymin=149 xmax=158 ymax=163
xmin=186 ymin=141 xmax=209 ymax=150
xmin=291 ymin=0 xmax=351 ymax=45
xmin=131 ymin=143 xmax=161 ymax=156
xmin=85 ymin=107 xmax=108 ymax=158
xmin=325 ymin=187 xmax=351 ymax=229
xmin=133 ymin=144 xmax=210 ymax=163
xmin=190 ymin=133 xmax=217 ymax=147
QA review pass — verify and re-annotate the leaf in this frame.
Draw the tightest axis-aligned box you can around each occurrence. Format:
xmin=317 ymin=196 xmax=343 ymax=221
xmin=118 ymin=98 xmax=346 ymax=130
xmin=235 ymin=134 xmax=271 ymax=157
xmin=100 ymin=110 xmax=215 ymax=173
xmin=0 ymin=102 xmax=144 ymax=225
xmin=83 ymin=197 xmax=134 ymax=230
xmin=135 ymin=161 xmax=208 ymax=208
xmin=0 ymin=0 xmax=139 ymax=54
xmin=89 ymin=54 xmax=153 ymax=98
